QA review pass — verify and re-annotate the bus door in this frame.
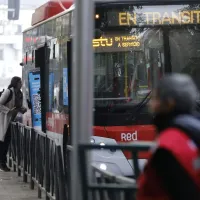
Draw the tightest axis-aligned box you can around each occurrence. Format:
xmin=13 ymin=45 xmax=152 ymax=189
xmin=28 ymin=71 xmax=41 ymax=130
xmin=66 ymin=40 xmax=72 ymax=145
xmin=35 ymin=45 xmax=50 ymax=132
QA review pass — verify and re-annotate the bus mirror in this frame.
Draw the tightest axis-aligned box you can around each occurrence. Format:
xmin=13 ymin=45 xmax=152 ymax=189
xmin=8 ymin=0 xmax=20 ymax=20
xmin=95 ymin=29 xmax=102 ymax=39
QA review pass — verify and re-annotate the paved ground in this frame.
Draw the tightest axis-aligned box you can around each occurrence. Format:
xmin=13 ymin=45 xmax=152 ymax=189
xmin=0 ymin=170 xmax=44 ymax=200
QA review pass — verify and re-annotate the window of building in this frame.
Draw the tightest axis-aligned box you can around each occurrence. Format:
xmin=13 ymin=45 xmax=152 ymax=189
xmin=0 ymin=26 xmax=4 ymax=35
xmin=15 ymin=50 xmax=19 ymax=60
xmin=0 ymin=50 xmax=4 ymax=60
xmin=16 ymin=25 xmax=22 ymax=35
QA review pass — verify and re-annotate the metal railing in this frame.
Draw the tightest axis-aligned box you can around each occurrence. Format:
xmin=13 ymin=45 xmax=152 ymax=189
xmin=78 ymin=143 xmax=154 ymax=200
xmin=8 ymin=122 xmax=154 ymax=200
xmin=8 ymin=122 xmax=67 ymax=200
xmin=89 ymin=163 xmax=137 ymax=200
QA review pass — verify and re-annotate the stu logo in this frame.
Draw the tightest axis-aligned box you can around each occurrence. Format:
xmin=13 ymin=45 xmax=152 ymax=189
xmin=121 ymin=131 xmax=138 ymax=142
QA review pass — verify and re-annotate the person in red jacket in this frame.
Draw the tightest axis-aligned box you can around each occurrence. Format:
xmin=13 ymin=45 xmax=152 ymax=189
xmin=137 ymin=73 xmax=200 ymax=200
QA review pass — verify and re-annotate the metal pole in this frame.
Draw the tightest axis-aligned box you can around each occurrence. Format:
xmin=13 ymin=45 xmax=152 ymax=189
xmin=71 ymin=0 xmax=94 ymax=200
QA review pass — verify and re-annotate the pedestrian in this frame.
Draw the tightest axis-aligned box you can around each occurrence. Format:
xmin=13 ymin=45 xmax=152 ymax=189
xmin=0 ymin=76 xmax=27 ymax=171
xmin=137 ymin=74 xmax=200 ymax=200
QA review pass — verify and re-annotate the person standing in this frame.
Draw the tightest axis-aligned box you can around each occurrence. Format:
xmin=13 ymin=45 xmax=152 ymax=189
xmin=0 ymin=76 xmax=27 ymax=171
xmin=137 ymin=74 xmax=200 ymax=200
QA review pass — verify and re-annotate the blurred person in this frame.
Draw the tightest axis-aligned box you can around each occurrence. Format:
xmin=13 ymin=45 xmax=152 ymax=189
xmin=137 ymin=74 xmax=200 ymax=200
xmin=0 ymin=76 xmax=27 ymax=171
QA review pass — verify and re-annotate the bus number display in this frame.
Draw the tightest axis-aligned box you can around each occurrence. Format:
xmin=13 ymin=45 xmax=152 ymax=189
xmin=119 ymin=11 xmax=200 ymax=26
xmin=107 ymin=5 xmax=200 ymax=27
xmin=93 ymin=35 xmax=141 ymax=52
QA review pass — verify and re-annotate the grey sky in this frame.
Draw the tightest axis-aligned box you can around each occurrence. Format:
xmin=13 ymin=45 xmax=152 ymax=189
xmin=0 ymin=0 xmax=49 ymax=8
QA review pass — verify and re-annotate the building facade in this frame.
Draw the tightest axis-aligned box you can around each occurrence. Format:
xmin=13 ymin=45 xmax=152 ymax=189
xmin=0 ymin=3 xmax=35 ymax=90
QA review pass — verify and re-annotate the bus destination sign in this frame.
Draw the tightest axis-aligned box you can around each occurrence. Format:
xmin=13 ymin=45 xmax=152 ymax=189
xmin=92 ymin=35 xmax=141 ymax=52
xmin=107 ymin=5 xmax=200 ymax=26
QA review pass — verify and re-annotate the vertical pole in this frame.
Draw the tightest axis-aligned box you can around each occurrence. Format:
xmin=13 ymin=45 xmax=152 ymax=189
xmin=71 ymin=0 xmax=94 ymax=200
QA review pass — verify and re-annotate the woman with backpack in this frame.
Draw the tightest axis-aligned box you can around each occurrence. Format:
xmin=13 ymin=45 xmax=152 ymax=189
xmin=0 ymin=76 xmax=27 ymax=171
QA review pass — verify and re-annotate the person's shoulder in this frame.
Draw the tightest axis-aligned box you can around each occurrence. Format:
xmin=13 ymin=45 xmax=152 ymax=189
xmin=0 ymin=88 xmax=12 ymax=104
xmin=7 ymin=88 xmax=14 ymax=96
xmin=6 ymin=87 xmax=14 ymax=92
xmin=157 ymin=127 xmax=189 ymax=150
xmin=159 ymin=127 xmax=184 ymax=140
xmin=4 ymin=88 xmax=12 ymax=95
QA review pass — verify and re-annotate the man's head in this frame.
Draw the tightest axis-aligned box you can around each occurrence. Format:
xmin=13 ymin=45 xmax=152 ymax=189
xmin=149 ymin=73 xmax=198 ymax=115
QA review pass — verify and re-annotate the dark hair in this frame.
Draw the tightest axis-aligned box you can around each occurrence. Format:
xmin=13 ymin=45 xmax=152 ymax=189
xmin=156 ymin=73 xmax=198 ymax=113
xmin=8 ymin=76 xmax=21 ymax=89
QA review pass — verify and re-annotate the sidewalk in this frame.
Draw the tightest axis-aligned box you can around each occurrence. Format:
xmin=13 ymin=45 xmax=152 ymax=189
xmin=0 ymin=170 xmax=44 ymax=200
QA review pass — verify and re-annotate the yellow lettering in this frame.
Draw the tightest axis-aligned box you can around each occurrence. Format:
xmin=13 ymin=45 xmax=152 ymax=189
xmin=106 ymin=38 xmax=113 ymax=46
xmin=127 ymin=13 xmax=137 ymax=25
xmin=181 ymin=11 xmax=191 ymax=24
xmin=126 ymin=36 xmax=138 ymax=40
xmin=100 ymin=37 xmax=107 ymax=46
xmin=172 ymin=12 xmax=181 ymax=24
xmin=119 ymin=13 xmax=128 ymax=25
xmin=144 ymin=12 xmax=151 ymax=24
xmin=115 ymin=37 xmax=120 ymax=41
xmin=162 ymin=12 xmax=171 ymax=24
xmin=122 ymin=36 xmax=127 ymax=41
xmin=153 ymin=12 xmax=161 ymax=24
xmin=93 ymin=39 xmax=100 ymax=47
xmin=194 ymin=11 xmax=200 ymax=23
xmin=134 ymin=36 xmax=138 ymax=40
xmin=191 ymin=11 xmax=194 ymax=23
xmin=93 ymin=35 xmax=140 ymax=49
xmin=118 ymin=10 xmax=200 ymax=26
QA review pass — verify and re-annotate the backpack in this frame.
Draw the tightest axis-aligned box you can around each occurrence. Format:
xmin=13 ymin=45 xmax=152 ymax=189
xmin=0 ymin=89 xmax=13 ymax=105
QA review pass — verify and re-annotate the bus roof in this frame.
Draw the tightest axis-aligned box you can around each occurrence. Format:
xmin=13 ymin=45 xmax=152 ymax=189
xmin=24 ymin=1 xmax=74 ymax=33
xmin=31 ymin=0 xmax=73 ymax=26
xmin=24 ymin=0 xmax=199 ymax=33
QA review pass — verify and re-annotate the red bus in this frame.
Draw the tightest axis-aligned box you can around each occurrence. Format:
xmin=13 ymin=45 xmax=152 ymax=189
xmin=22 ymin=0 xmax=200 ymax=176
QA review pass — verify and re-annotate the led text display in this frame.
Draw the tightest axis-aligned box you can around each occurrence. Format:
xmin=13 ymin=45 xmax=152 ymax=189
xmin=92 ymin=35 xmax=141 ymax=52
xmin=119 ymin=11 xmax=200 ymax=26
xmin=106 ymin=5 xmax=200 ymax=26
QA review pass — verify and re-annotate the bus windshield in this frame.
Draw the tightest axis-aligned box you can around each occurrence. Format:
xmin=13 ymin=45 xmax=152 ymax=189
xmin=93 ymin=29 xmax=164 ymax=107
xmin=92 ymin=3 xmax=200 ymax=109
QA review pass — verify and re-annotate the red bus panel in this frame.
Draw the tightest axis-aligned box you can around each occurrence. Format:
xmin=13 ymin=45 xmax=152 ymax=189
xmin=31 ymin=0 xmax=73 ymax=26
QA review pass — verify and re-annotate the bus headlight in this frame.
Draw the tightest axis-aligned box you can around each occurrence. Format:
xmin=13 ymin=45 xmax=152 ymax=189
xmin=99 ymin=163 xmax=107 ymax=170
xmin=100 ymin=142 xmax=105 ymax=146
xmin=90 ymin=138 xmax=95 ymax=144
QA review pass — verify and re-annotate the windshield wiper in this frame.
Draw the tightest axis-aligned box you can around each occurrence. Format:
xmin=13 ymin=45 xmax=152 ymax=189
xmin=106 ymin=91 xmax=151 ymax=113
xmin=94 ymin=92 xmax=151 ymax=114
xmin=126 ymin=91 xmax=151 ymax=121
xmin=94 ymin=97 xmax=133 ymax=112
